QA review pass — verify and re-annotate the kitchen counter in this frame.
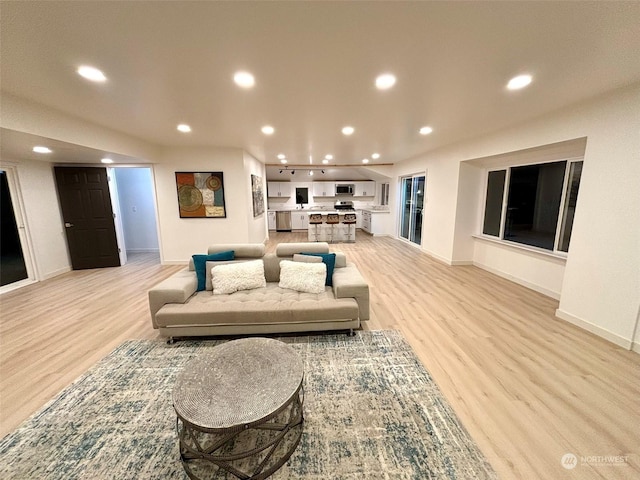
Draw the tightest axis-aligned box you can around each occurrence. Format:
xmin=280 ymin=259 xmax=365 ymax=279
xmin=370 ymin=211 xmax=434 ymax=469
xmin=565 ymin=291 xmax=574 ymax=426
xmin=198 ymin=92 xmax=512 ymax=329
xmin=306 ymin=210 xmax=351 ymax=215
xmin=306 ymin=211 xmax=358 ymax=243
xmin=267 ymin=207 xmax=335 ymax=212
xmin=359 ymin=208 xmax=390 ymax=214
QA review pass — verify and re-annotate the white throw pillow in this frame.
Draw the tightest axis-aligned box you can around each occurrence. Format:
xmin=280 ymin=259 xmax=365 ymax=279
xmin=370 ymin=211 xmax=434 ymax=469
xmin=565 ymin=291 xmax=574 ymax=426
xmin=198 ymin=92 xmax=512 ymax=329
xmin=211 ymin=260 xmax=267 ymax=295
xmin=279 ymin=260 xmax=326 ymax=294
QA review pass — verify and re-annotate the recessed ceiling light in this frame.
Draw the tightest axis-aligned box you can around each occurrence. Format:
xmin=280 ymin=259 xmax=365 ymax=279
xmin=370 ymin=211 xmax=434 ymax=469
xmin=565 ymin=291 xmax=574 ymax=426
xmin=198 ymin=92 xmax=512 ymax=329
xmin=342 ymin=126 xmax=355 ymax=136
xmin=33 ymin=146 xmax=52 ymax=154
xmin=375 ymin=73 xmax=396 ymax=90
xmin=419 ymin=126 xmax=433 ymax=135
xmin=77 ymin=66 xmax=106 ymax=82
xmin=322 ymin=159 xmax=329 ymax=165
xmin=371 ymin=153 xmax=380 ymax=159
xmin=309 ymin=171 xmax=314 ymax=176
xmin=280 ymin=159 xmax=287 ymax=164
xmin=277 ymin=153 xmax=286 ymax=159
xmin=261 ymin=125 xmax=275 ymax=135
xmin=101 ymin=158 xmax=113 ymax=164
xmin=507 ymin=74 xmax=532 ymax=90
xmin=325 ymin=154 xmax=333 ymax=160
xmin=234 ymin=71 xmax=255 ymax=88
xmin=362 ymin=158 xmax=369 ymax=164
xmin=177 ymin=124 xmax=191 ymax=133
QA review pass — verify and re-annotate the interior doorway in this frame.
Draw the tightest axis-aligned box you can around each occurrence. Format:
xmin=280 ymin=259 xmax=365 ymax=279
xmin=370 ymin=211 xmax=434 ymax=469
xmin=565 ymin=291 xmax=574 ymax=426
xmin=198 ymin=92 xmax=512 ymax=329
xmin=112 ymin=167 xmax=160 ymax=259
xmin=53 ymin=166 xmax=160 ymax=270
xmin=399 ymin=174 xmax=425 ymax=245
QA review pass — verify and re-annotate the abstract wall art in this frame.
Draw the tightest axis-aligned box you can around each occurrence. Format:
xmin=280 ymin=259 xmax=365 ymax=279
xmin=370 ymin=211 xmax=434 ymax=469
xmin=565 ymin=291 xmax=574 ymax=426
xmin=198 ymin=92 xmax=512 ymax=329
xmin=175 ymin=172 xmax=226 ymax=218
xmin=251 ymin=174 xmax=264 ymax=217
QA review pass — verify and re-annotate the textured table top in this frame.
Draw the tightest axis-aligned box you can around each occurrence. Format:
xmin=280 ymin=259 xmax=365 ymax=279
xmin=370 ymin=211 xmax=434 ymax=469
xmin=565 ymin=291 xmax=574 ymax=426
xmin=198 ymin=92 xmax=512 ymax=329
xmin=173 ymin=338 xmax=304 ymax=431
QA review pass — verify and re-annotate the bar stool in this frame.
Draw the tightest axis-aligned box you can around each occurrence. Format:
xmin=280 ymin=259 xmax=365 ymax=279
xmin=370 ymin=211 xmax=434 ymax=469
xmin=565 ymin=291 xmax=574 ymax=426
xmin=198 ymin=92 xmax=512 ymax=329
xmin=309 ymin=214 xmax=323 ymax=242
xmin=325 ymin=213 xmax=340 ymax=243
xmin=342 ymin=213 xmax=357 ymax=243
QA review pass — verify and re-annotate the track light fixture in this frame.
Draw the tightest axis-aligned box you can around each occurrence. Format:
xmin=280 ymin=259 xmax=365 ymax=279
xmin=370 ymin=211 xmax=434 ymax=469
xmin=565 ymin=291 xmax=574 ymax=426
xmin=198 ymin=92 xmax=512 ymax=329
xmin=278 ymin=166 xmax=325 ymax=175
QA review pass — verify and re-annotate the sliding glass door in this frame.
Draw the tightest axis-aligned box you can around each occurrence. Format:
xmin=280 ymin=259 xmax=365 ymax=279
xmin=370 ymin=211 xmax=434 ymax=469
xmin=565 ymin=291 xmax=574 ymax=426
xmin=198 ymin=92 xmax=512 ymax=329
xmin=399 ymin=174 xmax=425 ymax=245
xmin=0 ymin=168 xmax=33 ymax=289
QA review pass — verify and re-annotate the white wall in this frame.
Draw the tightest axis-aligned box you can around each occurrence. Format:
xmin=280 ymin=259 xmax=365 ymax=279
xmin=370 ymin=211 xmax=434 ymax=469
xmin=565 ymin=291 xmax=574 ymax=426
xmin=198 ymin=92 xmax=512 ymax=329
xmin=113 ymin=168 xmax=159 ymax=253
xmin=0 ymin=158 xmax=71 ymax=279
xmin=473 ymin=238 xmax=566 ymax=299
xmin=452 ymin=162 xmax=483 ymax=263
xmin=392 ymin=83 xmax=640 ymax=348
xmin=243 ymin=151 xmax=268 ymax=243
xmin=393 ymin=158 xmax=458 ymax=262
xmin=554 ymin=87 xmax=640 ymax=347
xmin=154 ymin=146 xmax=266 ymax=263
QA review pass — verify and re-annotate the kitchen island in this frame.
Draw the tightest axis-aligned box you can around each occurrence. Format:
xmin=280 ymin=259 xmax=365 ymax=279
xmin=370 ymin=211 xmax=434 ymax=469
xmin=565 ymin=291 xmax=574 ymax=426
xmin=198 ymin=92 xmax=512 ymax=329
xmin=358 ymin=208 xmax=392 ymax=235
xmin=306 ymin=211 xmax=357 ymax=243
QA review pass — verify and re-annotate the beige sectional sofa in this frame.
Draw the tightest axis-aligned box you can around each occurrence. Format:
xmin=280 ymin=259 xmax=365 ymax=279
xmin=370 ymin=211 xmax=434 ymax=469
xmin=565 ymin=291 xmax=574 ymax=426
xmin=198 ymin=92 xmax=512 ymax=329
xmin=148 ymin=242 xmax=369 ymax=341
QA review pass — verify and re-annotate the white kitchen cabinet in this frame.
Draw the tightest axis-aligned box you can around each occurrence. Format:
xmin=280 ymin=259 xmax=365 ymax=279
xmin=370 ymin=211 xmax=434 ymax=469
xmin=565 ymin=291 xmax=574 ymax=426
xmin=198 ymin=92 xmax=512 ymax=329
xmin=267 ymin=211 xmax=276 ymax=230
xmin=312 ymin=182 xmax=336 ymax=197
xmin=267 ymin=182 xmax=292 ymax=198
xmin=354 ymin=181 xmax=375 ymax=197
xmin=361 ymin=210 xmax=372 ymax=233
xmin=360 ymin=209 xmax=392 ymax=235
xmin=356 ymin=210 xmax=363 ymax=229
xmin=291 ymin=212 xmax=309 ymax=230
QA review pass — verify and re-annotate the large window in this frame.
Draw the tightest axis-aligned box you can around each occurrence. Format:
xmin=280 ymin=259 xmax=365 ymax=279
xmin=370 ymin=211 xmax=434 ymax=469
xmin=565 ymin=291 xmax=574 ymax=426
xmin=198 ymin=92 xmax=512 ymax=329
xmin=482 ymin=159 xmax=583 ymax=253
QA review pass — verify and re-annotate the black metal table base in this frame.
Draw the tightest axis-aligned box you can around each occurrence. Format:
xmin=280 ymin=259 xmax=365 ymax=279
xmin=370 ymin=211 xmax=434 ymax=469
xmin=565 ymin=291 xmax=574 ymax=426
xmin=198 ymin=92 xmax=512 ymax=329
xmin=177 ymin=388 xmax=304 ymax=480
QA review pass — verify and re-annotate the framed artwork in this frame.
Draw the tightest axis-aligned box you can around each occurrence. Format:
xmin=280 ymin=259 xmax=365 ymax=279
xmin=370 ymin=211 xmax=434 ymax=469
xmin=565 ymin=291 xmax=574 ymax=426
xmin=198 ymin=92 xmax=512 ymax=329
xmin=175 ymin=172 xmax=226 ymax=218
xmin=251 ymin=174 xmax=264 ymax=217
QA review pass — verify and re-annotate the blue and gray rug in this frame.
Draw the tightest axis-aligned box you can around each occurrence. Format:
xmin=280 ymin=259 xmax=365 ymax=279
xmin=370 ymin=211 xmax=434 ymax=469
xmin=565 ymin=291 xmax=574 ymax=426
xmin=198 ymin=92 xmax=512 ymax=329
xmin=0 ymin=330 xmax=496 ymax=479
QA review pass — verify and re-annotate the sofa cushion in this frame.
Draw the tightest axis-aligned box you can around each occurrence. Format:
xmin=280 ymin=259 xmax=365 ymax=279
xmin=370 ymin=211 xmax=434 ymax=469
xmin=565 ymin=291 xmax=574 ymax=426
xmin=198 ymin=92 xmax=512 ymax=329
xmin=192 ymin=251 xmax=235 ymax=291
xmin=276 ymin=242 xmax=329 ymax=257
xmin=301 ymin=252 xmax=336 ymax=286
xmin=293 ymin=254 xmax=323 ymax=263
xmin=279 ymin=260 xmax=327 ymax=294
xmin=212 ymin=260 xmax=266 ymax=295
xmin=208 ymin=243 xmax=264 ymax=258
xmin=154 ymin=283 xmax=359 ymax=327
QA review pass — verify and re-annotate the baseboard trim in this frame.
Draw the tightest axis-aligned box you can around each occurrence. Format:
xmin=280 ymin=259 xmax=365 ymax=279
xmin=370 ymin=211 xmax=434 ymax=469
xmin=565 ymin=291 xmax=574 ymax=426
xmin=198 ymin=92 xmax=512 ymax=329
xmin=473 ymin=262 xmax=561 ymax=300
xmin=451 ymin=260 xmax=474 ymax=266
xmin=632 ymin=343 xmax=640 ymax=354
xmin=555 ymin=308 xmax=634 ymax=351
xmin=41 ymin=267 xmax=72 ymax=280
xmin=126 ymin=248 xmax=159 ymax=254
xmin=421 ymin=248 xmax=453 ymax=266
xmin=161 ymin=260 xmax=188 ymax=266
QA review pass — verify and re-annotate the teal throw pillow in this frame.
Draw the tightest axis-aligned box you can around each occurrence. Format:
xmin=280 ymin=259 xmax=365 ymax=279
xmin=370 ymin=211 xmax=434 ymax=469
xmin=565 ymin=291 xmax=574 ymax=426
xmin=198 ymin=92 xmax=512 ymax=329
xmin=192 ymin=250 xmax=235 ymax=291
xmin=300 ymin=252 xmax=336 ymax=286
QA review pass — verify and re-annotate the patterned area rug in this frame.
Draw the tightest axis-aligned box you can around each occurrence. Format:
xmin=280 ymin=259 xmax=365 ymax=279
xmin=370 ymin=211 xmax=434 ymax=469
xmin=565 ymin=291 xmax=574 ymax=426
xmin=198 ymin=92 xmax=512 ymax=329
xmin=0 ymin=330 xmax=496 ymax=479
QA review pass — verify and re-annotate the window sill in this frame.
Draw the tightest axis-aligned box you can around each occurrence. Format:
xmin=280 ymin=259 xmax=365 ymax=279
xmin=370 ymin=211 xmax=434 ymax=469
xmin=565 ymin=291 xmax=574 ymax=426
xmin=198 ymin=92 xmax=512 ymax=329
xmin=472 ymin=234 xmax=568 ymax=262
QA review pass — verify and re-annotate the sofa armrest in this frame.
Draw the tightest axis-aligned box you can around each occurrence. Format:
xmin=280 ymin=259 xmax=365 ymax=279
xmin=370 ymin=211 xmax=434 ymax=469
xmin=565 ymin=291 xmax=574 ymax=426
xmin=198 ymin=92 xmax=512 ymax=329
xmin=332 ymin=264 xmax=370 ymax=320
xmin=148 ymin=269 xmax=198 ymax=328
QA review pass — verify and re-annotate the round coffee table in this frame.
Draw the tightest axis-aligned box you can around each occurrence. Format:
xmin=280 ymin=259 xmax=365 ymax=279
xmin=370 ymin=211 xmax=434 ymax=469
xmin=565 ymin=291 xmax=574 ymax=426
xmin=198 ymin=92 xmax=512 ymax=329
xmin=173 ymin=338 xmax=304 ymax=480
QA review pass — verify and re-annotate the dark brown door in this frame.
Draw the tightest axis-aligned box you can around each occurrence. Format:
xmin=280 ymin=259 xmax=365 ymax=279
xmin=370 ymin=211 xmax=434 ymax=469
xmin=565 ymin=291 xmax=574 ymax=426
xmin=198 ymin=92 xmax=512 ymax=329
xmin=54 ymin=167 xmax=120 ymax=269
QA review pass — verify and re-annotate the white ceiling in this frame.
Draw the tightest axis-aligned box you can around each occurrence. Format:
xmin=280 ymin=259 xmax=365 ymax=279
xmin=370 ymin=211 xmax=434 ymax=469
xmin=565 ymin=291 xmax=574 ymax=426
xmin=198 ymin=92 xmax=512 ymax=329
xmin=2 ymin=1 xmax=640 ymax=173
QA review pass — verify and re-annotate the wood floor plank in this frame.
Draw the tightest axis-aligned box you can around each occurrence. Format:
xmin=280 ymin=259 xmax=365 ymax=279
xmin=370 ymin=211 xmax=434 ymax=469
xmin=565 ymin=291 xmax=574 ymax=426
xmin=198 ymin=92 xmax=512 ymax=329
xmin=1 ymin=233 xmax=638 ymax=480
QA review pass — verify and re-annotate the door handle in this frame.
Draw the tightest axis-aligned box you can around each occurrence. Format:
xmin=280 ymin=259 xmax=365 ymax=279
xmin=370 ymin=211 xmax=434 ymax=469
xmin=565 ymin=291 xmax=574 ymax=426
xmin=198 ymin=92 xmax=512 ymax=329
xmin=65 ymin=222 xmax=74 ymax=228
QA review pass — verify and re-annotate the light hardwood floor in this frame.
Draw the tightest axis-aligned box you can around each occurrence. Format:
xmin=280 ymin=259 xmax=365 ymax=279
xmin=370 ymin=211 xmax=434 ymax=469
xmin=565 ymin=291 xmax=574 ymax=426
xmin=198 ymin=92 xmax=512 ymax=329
xmin=1 ymin=232 xmax=638 ymax=479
